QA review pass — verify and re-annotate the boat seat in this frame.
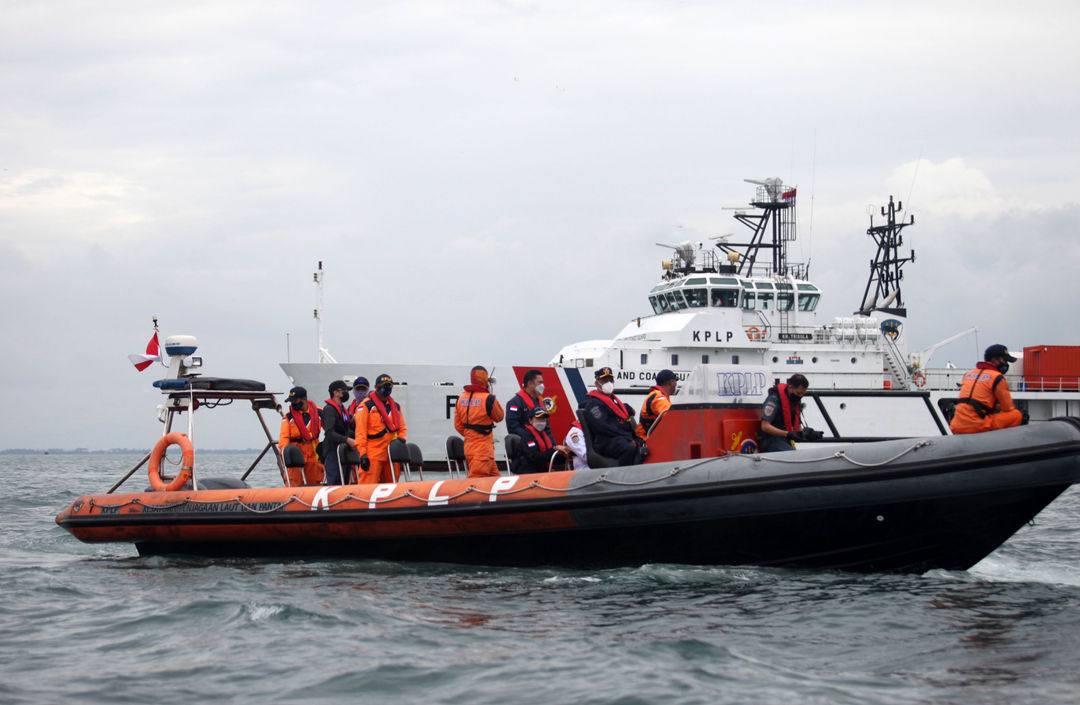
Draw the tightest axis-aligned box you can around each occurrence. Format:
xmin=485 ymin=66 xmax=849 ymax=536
xmin=282 ymin=445 xmax=306 ymax=468
xmin=387 ymin=438 xmax=417 ymax=482
xmin=406 ymin=442 xmax=424 ymax=481
xmin=575 ymin=408 xmax=620 ymax=468
xmin=340 ymin=446 xmax=362 ymax=485
xmin=504 ymin=433 xmax=523 ymax=474
xmin=446 ymin=436 xmax=467 ymax=478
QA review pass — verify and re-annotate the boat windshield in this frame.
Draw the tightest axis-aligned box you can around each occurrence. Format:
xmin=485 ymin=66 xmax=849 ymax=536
xmin=742 ymin=291 xmax=755 ymax=308
xmin=798 ymin=293 xmax=820 ymax=311
xmin=649 ymin=295 xmax=664 ymax=314
xmin=667 ymin=291 xmax=688 ymax=310
xmin=711 ymin=288 xmax=740 ymax=307
xmin=757 ymin=292 xmax=774 ymax=310
xmin=777 ymin=292 xmax=794 ymax=311
xmin=684 ymin=288 xmax=708 ymax=308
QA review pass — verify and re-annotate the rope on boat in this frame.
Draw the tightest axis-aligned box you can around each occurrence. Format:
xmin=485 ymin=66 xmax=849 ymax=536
xmin=747 ymin=439 xmax=933 ymax=466
xmin=81 ymin=443 xmax=929 ymax=514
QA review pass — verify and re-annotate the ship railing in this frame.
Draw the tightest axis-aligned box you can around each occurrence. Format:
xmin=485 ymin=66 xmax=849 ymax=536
xmin=1015 ymin=376 xmax=1080 ymax=392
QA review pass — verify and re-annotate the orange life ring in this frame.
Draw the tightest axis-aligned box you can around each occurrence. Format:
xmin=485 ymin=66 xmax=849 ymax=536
xmin=912 ymin=373 xmax=926 ymax=388
xmin=149 ymin=432 xmax=194 ymax=492
xmin=746 ymin=326 xmax=762 ymax=341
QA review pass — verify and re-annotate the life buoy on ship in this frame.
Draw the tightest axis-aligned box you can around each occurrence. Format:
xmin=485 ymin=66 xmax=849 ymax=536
xmin=913 ymin=373 xmax=926 ymax=388
xmin=746 ymin=326 xmax=762 ymax=341
xmin=148 ymin=432 xmax=194 ymax=492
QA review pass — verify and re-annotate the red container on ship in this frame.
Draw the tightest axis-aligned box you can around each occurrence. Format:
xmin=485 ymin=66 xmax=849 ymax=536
xmin=1023 ymin=345 xmax=1080 ymax=391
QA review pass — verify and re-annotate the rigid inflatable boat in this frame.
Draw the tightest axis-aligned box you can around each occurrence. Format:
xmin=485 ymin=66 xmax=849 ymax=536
xmin=56 ymin=336 xmax=1080 ymax=573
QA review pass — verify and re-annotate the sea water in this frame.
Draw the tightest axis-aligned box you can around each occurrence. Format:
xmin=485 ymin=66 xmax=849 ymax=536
xmin=2 ymin=453 xmax=1078 ymax=705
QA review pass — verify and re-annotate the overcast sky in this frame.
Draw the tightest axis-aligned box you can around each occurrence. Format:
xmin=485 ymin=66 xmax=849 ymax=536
xmin=2 ymin=1 xmax=1078 ymax=450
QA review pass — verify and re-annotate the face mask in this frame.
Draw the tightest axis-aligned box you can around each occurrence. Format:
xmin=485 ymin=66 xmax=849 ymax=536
xmin=532 ymin=420 xmax=548 ymax=431
xmin=340 ymin=391 xmax=350 ymax=402
xmin=291 ymin=401 xmax=304 ymax=410
xmin=535 ymin=383 xmax=545 ymax=396
xmin=601 ymin=381 xmax=615 ymax=395
xmin=379 ymin=386 xmax=393 ymax=397
xmin=997 ymin=362 xmax=1010 ymax=374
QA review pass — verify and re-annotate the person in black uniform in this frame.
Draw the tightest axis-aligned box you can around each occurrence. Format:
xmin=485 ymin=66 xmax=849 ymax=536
xmin=516 ymin=406 xmax=569 ymax=473
xmin=757 ymin=373 xmax=821 ymax=452
xmin=320 ymin=380 xmax=355 ymax=484
xmin=579 ymin=367 xmax=646 ymax=465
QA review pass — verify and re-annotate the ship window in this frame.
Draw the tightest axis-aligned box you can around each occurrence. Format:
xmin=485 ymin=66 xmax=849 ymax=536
xmin=756 ymin=282 xmax=775 ymax=290
xmin=586 ymin=359 xmax=594 ymax=366
xmin=710 ymin=277 xmax=739 ymax=286
xmin=741 ymin=280 xmax=754 ymax=288
xmin=684 ymin=288 xmax=708 ymax=308
xmin=757 ymin=292 xmax=774 ymax=310
xmin=668 ymin=291 xmax=688 ymax=310
xmin=797 ymin=283 xmax=819 ymax=291
xmin=649 ymin=296 xmax=664 ymax=315
xmin=711 ymin=288 xmax=739 ymax=307
xmin=742 ymin=291 xmax=755 ymax=308
xmin=641 ymin=354 xmax=648 ymax=364
xmin=812 ymin=357 xmax=818 ymax=363
xmin=777 ymin=293 xmax=794 ymax=311
xmin=701 ymin=354 xmax=709 ymax=364
xmin=655 ymin=295 xmax=670 ymax=313
xmin=671 ymin=354 xmax=679 ymax=365
xmin=798 ymin=294 xmax=820 ymax=311
xmin=851 ymin=357 xmax=857 ymax=364
xmin=777 ymin=282 xmax=793 ymax=290
xmin=732 ymin=355 xmax=739 ymax=364
xmin=686 ymin=277 xmax=707 ymax=285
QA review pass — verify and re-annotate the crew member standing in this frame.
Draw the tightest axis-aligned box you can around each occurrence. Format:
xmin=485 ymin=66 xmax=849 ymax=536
xmin=347 ymin=376 xmax=369 ymax=415
xmin=278 ymin=386 xmax=324 ymax=486
xmin=758 ymin=373 xmax=816 ymax=452
xmin=506 ymin=369 xmax=546 ymax=438
xmin=950 ymin=344 xmax=1025 ymax=434
xmin=579 ymin=367 xmax=646 ymax=466
xmin=636 ymin=369 xmax=677 ymax=439
xmin=454 ymin=366 xmax=505 ymax=478
xmin=355 ymin=373 xmax=408 ymax=484
xmin=320 ymin=380 xmax=355 ymax=484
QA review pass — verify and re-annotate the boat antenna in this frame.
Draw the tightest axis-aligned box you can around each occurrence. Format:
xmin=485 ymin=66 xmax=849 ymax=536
xmin=313 ymin=261 xmax=337 ymax=364
xmin=807 ymin=130 xmax=817 ymax=275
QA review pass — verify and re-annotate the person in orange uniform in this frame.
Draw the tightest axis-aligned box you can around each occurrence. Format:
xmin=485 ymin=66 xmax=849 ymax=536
xmin=454 ymin=366 xmax=505 ymax=478
xmin=354 ymin=373 xmax=407 ymax=484
xmin=636 ymin=369 xmax=677 ymax=439
xmin=278 ymin=386 xmax=325 ymax=486
xmin=950 ymin=344 xmax=1025 ymax=434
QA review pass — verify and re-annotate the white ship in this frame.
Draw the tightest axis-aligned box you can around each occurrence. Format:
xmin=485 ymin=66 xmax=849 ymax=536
xmin=281 ymin=179 xmax=1080 ymax=465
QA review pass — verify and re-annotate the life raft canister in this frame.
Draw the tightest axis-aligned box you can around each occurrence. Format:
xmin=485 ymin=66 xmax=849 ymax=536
xmin=149 ymin=432 xmax=194 ymax=491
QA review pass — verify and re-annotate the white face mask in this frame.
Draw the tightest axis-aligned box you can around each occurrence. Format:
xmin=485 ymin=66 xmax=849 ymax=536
xmin=531 ymin=420 xmax=547 ymax=431
xmin=601 ymin=381 xmax=615 ymax=395
xmin=535 ymin=382 xmax=545 ymax=396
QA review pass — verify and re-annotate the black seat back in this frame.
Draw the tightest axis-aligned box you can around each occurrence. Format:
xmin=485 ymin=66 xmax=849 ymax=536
xmin=282 ymin=444 xmax=306 ymax=468
xmin=406 ymin=442 xmax=424 ymax=481
xmin=575 ymin=408 xmax=620 ymax=468
xmin=504 ymin=434 xmax=523 ymax=474
xmin=446 ymin=436 xmax=467 ymax=478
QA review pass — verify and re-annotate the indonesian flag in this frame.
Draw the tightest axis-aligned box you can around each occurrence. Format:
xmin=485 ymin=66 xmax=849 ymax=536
xmin=128 ymin=331 xmax=161 ymax=371
xmin=782 ymin=188 xmax=797 ymax=202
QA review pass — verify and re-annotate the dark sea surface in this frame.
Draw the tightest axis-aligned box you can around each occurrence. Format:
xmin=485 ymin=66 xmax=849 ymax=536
xmin=4 ymin=453 xmax=1079 ymax=705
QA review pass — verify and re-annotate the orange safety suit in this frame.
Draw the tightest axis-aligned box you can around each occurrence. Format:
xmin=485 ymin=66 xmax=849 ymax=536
xmin=454 ymin=386 xmax=505 ymax=478
xmin=278 ymin=401 xmax=325 ymax=486
xmin=635 ymin=386 xmax=672 ymax=440
xmin=950 ymin=362 xmax=1023 ymax=434
xmin=354 ymin=392 xmax=407 ymax=484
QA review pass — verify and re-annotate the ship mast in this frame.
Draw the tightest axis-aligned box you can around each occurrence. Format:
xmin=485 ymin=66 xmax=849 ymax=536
xmin=857 ymin=196 xmax=915 ymax=316
xmin=716 ymin=178 xmax=804 ymax=279
xmin=313 ymin=261 xmax=337 ymax=364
